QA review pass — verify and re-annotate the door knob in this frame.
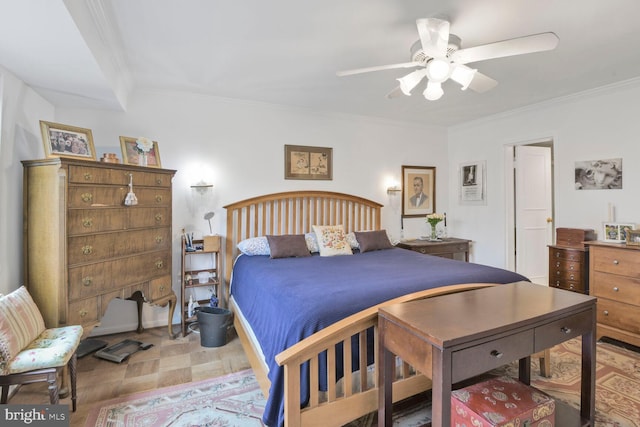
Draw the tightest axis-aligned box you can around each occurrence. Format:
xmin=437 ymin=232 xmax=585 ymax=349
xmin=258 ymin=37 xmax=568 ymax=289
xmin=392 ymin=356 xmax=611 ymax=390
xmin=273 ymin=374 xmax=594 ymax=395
xmin=546 ymin=217 xmax=553 ymax=223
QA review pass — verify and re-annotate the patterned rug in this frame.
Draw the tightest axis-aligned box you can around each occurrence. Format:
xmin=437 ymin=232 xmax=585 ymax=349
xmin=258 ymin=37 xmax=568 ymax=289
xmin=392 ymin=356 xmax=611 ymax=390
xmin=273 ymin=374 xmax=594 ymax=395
xmin=84 ymin=369 xmax=266 ymax=426
xmin=86 ymin=339 xmax=640 ymax=427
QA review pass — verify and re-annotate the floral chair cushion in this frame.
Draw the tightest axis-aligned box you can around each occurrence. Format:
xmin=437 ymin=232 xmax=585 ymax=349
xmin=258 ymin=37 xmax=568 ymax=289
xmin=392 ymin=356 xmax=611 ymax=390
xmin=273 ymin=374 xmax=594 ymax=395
xmin=0 ymin=286 xmax=46 ymax=367
xmin=3 ymin=325 xmax=83 ymax=375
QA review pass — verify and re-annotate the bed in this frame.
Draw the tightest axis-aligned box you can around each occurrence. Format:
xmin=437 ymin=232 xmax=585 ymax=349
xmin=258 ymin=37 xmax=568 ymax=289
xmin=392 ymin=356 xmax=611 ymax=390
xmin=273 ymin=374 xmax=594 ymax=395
xmin=223 ymin=191 xmax=529 ymax=427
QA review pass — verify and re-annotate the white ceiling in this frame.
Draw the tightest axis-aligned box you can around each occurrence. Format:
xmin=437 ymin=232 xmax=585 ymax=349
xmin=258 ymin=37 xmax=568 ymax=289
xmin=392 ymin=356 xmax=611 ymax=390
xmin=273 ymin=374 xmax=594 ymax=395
xmin=3 ymin=0 xmax=640 ymax=127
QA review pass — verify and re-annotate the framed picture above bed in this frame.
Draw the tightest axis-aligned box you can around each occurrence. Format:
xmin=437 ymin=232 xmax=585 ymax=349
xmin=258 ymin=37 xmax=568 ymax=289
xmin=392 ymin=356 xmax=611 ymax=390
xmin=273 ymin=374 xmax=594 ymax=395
xmin=284 ymin=144 xmax=332 ymax=180
xmin=402 ymin=165 xmax=435 ymax=218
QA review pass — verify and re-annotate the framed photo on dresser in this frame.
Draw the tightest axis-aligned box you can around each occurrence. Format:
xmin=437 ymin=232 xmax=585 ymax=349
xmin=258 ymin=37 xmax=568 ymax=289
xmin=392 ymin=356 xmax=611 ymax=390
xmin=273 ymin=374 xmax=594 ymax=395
xmin=603 ymin=222 xmax=635 ymax=243
xmin=39 ymin=120 xmax=96 ymax=160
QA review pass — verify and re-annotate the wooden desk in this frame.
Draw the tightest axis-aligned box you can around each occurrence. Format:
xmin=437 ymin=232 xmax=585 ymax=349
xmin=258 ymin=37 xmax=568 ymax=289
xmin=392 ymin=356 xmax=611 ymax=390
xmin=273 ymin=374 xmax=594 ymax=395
xmin=396 ymin=238 xmax=471 ymax=262
xmin=378 ymin=282 xmax=596 ymax=426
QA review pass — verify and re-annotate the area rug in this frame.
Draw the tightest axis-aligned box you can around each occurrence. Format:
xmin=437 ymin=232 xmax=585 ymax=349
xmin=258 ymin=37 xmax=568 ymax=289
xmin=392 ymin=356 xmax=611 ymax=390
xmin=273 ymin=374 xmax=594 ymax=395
xmin=86 ymin=339 xmax=640 ymax=427
xmin=493 ymin=338 xmax=640 ymax=427
xmin=84 ymin=369 xmax=266 ymax=426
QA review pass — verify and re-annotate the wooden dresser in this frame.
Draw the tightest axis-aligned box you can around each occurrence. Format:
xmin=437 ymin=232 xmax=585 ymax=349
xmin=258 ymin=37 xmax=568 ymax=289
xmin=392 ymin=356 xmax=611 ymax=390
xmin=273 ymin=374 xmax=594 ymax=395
xmin=587 ymin=241 xmax=640 ymax=347
xmin=548 ymin=228 xmax=595 ymax=294
xmin=22 ymin=158 xmax=177 ymax=338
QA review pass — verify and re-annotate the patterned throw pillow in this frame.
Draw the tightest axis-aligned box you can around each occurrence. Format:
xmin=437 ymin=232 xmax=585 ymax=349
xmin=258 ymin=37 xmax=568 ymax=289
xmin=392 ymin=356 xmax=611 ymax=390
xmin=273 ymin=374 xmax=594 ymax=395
xmin=0 ymin=286 xmax=46 ymax=367
xmin=312 ymin=225 xmax=353 ymax=257
xmin=237 ymin=236 xmax=271 ymax=256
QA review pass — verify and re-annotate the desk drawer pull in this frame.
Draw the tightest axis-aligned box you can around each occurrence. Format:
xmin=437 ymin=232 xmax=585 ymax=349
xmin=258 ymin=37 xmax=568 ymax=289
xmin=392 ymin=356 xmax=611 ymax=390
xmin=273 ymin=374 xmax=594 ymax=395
xmin=490 ymin=350 xmax=503 ymax=359
xmin=561 ymin=326 xmax=572 ymax=334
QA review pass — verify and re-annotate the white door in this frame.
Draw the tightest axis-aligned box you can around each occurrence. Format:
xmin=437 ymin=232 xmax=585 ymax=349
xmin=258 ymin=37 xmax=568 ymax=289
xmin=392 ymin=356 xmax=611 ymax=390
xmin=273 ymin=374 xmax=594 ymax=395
xmin=515 ymin=145 xmax=553 ymax=284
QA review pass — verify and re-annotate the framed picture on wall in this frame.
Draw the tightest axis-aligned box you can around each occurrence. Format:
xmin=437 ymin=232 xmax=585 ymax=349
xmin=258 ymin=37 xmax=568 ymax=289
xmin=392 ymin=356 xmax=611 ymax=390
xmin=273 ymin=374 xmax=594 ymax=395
xmin=284 ymin=144 xmax=332 ymax=180
xmin=459 ymin=160 xmax=486 ymax=205
xmin=39 ymin=120 xmax=96 ymax=160
xmin=402 ymin=165 xmax=435 ymax=218
xmin=602 ymin=222 xmax=635 ymax=243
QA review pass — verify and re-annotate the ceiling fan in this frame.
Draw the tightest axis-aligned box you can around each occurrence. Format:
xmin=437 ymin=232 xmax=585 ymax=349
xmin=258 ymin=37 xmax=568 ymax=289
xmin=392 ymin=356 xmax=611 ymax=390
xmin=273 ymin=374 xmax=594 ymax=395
xmin=337 ymin=18 xmax=559 ymax=101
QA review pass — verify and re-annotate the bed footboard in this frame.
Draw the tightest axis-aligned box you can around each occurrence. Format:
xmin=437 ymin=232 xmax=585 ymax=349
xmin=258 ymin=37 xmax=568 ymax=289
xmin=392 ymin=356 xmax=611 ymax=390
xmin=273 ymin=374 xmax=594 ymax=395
xmin=275 ymin=283 xmax=497 ymax=427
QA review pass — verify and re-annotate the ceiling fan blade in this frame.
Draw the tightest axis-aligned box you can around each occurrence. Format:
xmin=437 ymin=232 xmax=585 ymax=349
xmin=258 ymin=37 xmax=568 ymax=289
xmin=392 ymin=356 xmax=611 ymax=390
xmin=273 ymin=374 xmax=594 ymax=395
xmin=451 ymin=32 xmax=559 ymax=64
xmin=466 ymin=71 xmax=498 ymax=93
xmin=416 ymin=18 xmax=450 ymax=58
xmin=336 ymin=62 xmax=420 ymax=77
xmin=385 ymin=86 xmax=404 ymax=99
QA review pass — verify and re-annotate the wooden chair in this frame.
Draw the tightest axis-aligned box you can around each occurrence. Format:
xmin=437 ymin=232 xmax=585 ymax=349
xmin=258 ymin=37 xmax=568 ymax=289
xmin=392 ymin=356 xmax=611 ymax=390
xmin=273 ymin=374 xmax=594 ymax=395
xmin=0 ymin=286 xmax=83 ymax=411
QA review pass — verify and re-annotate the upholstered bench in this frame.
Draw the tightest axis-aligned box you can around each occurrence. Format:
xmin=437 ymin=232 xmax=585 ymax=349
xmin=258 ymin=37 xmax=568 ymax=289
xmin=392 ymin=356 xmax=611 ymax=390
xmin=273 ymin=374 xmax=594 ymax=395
xmin=0 ymin=286 xmax=83 ymax=411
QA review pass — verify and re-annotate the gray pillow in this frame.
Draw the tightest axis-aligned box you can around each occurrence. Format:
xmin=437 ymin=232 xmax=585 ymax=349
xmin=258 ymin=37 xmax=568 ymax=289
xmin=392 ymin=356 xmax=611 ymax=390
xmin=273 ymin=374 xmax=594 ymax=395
xmin=266 ymin=234 xmax=311 ymax=259
xmin=354 ymin=230 xmax=393 ymax=253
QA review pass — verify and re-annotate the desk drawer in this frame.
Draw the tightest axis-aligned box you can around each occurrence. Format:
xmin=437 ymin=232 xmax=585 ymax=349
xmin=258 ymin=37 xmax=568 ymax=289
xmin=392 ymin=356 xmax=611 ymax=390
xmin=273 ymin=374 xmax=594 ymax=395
xmin=452 ymin=330 xmax=533 ymax=383
xmin=534 ymin=310 xmax=592 ymax=350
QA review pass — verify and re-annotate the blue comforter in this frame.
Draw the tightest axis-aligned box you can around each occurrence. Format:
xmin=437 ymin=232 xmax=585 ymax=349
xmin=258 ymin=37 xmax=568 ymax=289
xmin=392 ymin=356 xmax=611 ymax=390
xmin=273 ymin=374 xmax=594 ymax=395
xmin=230 ymin=247 xmax=528 ymax=426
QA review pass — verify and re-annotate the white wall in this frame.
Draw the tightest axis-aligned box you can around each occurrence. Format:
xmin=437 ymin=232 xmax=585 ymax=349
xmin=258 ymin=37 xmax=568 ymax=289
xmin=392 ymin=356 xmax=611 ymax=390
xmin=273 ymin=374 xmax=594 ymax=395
xmin=54 ymin=89 xmax=449 ymax=334
xmin=448 ymin=79 xmax=640 ymax=268
xmin=0 ymin=66 xmax=55 ymax=295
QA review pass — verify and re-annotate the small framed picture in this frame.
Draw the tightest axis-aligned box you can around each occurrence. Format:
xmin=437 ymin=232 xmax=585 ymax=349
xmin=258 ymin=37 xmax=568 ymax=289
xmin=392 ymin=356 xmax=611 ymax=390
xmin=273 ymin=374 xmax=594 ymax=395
xmin=402 ymin=165 xmax=435 ymax=218
xmin=603 ymin=222 xmax=635 ymax=243
xmin=459 ymin=161 xmax=486 ymax=205
xmin=626 ymin=229 xmax=640 ymax=246
xmin=39 ymin=120 xmax=96 ymax=160
xmin=284 ymin=144 xmax=332 ymax=180
xmin=119 ymin=136 xmax=162 ymax=168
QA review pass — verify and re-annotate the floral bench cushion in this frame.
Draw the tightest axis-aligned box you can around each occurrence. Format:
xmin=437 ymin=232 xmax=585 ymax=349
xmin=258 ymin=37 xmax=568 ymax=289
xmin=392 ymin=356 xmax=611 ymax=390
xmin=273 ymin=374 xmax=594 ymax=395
xmin=4 ymin=325 xmax=83 ymax=375
xmin=0 ymin=286 xmax=46 ymax=372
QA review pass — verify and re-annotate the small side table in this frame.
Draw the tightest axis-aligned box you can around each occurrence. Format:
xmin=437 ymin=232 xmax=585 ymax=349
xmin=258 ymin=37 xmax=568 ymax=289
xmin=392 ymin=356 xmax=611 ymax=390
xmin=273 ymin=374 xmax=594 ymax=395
xmin=396 ymin=237 xmax=471 ymax=262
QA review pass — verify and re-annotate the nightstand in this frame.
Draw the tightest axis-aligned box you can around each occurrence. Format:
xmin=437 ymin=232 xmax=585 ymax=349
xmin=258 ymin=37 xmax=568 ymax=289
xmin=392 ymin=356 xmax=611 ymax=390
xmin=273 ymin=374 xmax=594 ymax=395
xmin=396 ymin=237 xmax=471 ymax=262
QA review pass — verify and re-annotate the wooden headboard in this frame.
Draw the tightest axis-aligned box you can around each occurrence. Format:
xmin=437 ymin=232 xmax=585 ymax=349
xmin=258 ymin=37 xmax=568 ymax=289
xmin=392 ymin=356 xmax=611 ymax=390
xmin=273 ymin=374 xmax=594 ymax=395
xmin=222 ymin=190 xmax=383 ymax=305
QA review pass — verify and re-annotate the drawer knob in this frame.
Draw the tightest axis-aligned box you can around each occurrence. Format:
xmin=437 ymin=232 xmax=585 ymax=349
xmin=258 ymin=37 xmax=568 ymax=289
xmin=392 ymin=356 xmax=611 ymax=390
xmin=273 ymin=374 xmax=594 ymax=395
xmin=156 ymin=178 xmax=163 ymax=185
xmin=603 ymin=310 xmax=609 ymax=316
xmin=569 ymin=265 xmax=574 ymax=270
xmin=490 ymin=350 xmax=503 ymax=359
xmin=81 ymin=192 xmax=93 ymax=203
xmin=419 ymin=248 xmax=426 ymax=254
xmin=82 ymin=218 xmax=93 ymax=228
xmin=82 ymin=277 xmax=92 ymax=287
xmin=613 ymin=260 xmax=619 ymax=265
xmin=613 ymin=287 xmax=619 ymax=292
xmin=560 ymin=326 xmax=572 ymax=334
xmin=155 ymin=260 xmax=164 ymax=269
xmin=82 ymin=245 xmax=93 ymax=255
xmin=83 ymin=173 xmax=92 ymax=181
xmin=155 ymin=235 xmax=163 ymax=244
xmin=555 ymin=262 xmax=560 ymax=267
xmin=159 ymin=285 xmax=166 ymax=292
xmin=155 ymin=213 xmax=163 ymax=222
xmin=155 ymin=195 xmax=163 ymax=203
xmin=569 ymin=274 xmax=575 ymax=280
xmin=555 ymin=253 xmax=560 ymax=258
xmin=79 ymin=309 xmax=88 ymax=318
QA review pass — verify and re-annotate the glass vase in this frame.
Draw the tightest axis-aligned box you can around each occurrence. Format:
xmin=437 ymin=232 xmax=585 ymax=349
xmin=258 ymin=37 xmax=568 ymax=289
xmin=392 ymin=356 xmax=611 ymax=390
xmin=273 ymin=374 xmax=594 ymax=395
xmin=139 ymin=152 xmax=148 ymax=166
xmin=429 ymin=221 xmax=441 ymax=241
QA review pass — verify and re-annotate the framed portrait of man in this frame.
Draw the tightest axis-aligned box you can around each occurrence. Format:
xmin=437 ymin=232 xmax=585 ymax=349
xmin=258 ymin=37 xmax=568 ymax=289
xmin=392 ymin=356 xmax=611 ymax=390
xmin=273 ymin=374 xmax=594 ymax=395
xmin=402 ymin=165 xmax=435 ymax=218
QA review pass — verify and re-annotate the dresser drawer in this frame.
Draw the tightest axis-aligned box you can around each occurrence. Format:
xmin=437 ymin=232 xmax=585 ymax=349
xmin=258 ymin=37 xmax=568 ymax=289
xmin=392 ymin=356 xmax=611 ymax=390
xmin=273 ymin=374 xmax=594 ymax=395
xmin=549 ymin=248 xmax=585 ymax=262
xmin=67 ymin=297 xmax=99 ymax=325
xmin=68 ymin=165 xmax=113 ymax=184
xmin=549 ymin=268 xmax=582 ymax=282
xmin=451 ymin=330 xmax=534 ymax=383
xmin=534 ymin=309 xmax=592 ymax=350
xmin=68 ymin=231 xmax=145 ymax=265
xmin=550 ymin=279 xmax=585 ymax=293
xmin=68 ymin=263 xmax=111 ymax=301
xmin=551 ymin=259 xmax=582 ymax=272
xmin=592 ymin=247 xmax=640 ymax=278
xmin=597 ymin=298 xmax=640 ymax=334
xmin=591 ymin=271 xmax=640 ymax=305
xmin=149 ymin=276 xmax=173 ymax=301
xmin=67 ymin=209 xmax=127 ymax=235
xmin=68 ymin=186 xmax=126 ymax=208
xmin=131 ymin=188 xmax=172 ymax=206
xmin=128 ymin=207 xmax=171 ymax=228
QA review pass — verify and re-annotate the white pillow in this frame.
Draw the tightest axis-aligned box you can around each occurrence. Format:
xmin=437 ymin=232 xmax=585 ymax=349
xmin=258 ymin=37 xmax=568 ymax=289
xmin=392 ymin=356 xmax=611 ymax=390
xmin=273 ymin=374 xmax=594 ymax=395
xmin=305 ymin=232 xmax=320 ymax=253
xmin=312 ymin=225 xmax=353 ymax=257
xmin=237 ymin=236 xmax=270 ymax=256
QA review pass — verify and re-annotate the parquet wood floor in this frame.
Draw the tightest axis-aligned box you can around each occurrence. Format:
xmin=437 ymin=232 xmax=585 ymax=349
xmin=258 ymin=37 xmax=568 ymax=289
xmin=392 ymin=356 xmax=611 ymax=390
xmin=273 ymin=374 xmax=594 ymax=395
xmin=7 ymin=326 xmax=250 ymax=427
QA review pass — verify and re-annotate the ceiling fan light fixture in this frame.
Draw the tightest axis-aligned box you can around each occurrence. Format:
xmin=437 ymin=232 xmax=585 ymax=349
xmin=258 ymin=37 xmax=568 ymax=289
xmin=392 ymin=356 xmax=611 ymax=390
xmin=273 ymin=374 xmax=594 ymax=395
xmin=397 ymin=69 xmax=427 ymax=96
xmin=423 ymin=81 xmax=444 ymax=101
xmin=425 ymin=58 xmax=451 ymax=83
xmin=450 ymin=64 xmax=477 ymax=90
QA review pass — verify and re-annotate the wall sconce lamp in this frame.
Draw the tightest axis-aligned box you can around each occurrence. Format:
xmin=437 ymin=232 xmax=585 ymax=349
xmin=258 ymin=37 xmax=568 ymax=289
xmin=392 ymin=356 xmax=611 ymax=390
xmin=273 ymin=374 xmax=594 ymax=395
xmin=387 ymin=185 xmax=401 ymax=195
xmin=190 ymin=180 xmax=213 ymax=195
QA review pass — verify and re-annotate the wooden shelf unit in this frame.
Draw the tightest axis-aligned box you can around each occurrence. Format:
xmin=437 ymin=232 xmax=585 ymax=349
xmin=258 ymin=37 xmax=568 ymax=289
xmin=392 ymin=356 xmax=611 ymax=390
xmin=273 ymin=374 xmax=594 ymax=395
xmin=180 ymin=236 xmax=222 ymax=336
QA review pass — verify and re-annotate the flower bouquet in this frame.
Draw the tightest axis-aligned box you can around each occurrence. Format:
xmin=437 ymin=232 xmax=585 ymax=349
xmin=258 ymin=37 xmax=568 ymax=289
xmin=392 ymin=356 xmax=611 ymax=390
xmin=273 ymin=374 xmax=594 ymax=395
xmin=425 ymin=213 xmax=444 ymax=241
xmin=134 ymin=137 xmax=154 ymax=166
